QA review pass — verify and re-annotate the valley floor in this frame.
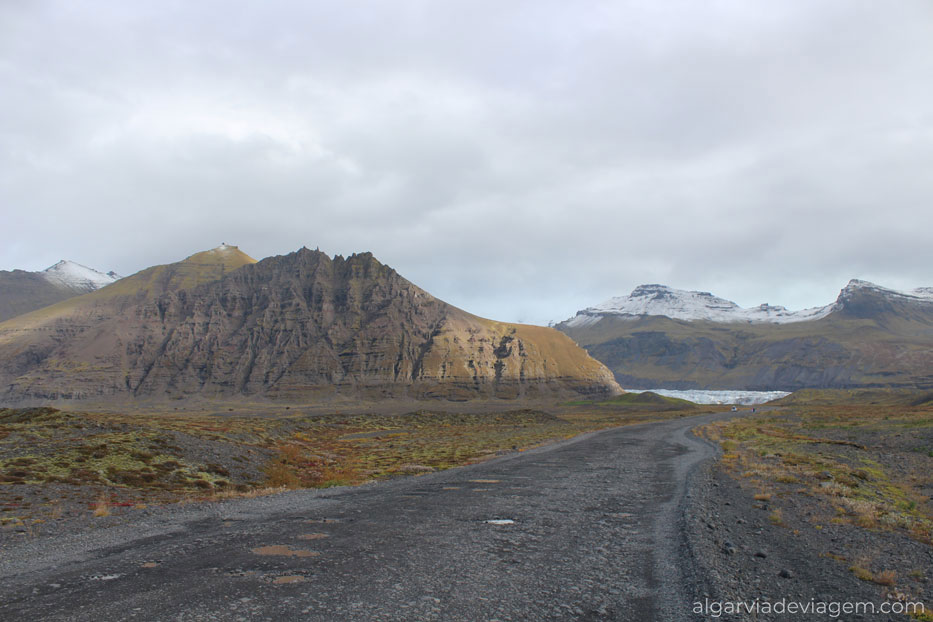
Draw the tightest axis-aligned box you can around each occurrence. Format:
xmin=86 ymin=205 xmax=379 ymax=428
xmin=0 ymin=396 xmax=712 ymax=536
xmin=1 ymin=395 xmax=929 ymax=620
xmin=0 ymin=410 xmax=727 ymax=620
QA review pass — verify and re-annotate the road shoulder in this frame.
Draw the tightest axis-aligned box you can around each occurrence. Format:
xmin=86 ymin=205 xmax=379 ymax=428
xmin=685 ymin=455 xmax=922 ymax=621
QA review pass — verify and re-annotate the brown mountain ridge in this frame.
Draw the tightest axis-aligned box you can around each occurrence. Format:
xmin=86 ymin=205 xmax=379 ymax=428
xmin=0 ymin=246 xmax=620 ymax=405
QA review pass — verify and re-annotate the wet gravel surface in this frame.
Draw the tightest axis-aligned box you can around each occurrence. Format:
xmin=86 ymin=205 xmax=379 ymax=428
xmin=0 ymin=412 xmax=736 ymax=621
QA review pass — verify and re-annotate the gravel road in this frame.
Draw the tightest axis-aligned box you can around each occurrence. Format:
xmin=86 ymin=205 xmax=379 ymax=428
xmin=0 ymin=411 xmax=733 ymax=621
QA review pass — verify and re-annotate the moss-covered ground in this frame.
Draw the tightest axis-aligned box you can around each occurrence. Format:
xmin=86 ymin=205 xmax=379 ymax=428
xmin=700 ymin=389 xmax=933 ymax=618
xmin=1 ymin=395 xmax=716 ymax=526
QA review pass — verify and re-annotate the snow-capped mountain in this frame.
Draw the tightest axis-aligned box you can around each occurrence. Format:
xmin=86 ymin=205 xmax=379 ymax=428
xmin=557 ymin=279 xmax=933 ymax=392
xmin=1 ymin=260 xmax=122 ymax=322
xmin=835 ymin=279 xmax=933 ymax=305
xmin=41 ymin=260 xmax=121 ymax=293
xmin=563 ymin=280 xmax=933 ymax=328
xmin=563 ymin=284 xmax=833 ymax=327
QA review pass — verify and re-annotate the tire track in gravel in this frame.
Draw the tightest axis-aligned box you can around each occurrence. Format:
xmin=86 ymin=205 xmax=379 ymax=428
xmin=0 ymin=411 xmax=737 ymax=621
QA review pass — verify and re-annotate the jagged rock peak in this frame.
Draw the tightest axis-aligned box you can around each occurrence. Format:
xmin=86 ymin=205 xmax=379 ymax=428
xmin=0 ymin=245 xmax=621 ymax=402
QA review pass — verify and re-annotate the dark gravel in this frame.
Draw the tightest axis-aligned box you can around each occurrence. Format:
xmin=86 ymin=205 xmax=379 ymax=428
xmin=685 ymin=460 xmax=930 ymax=621
xmin=0 ymin=411 xmax=735 ymax=621
xmin=8 ymin=410 xmax=920 ymax=621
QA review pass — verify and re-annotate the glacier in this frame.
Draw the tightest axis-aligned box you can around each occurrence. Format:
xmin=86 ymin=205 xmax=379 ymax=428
xmin=623 ymin=388 xmax=790 ymax=405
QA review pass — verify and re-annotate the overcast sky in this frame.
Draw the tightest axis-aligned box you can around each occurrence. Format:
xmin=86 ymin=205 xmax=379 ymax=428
xmin=2 ymin=1 xmax=931 ymax=325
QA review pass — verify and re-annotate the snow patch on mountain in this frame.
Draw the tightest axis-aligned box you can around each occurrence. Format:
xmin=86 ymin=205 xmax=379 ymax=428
xmin=838 ymin=279 xmax=933 ymax=303
xmin=564 ymin=284 xmax=834 ymax=327
xmin=564 ymin=279 xmax=933 ymax=328
xmin=41 ymin=260 xmax=120 ymax=293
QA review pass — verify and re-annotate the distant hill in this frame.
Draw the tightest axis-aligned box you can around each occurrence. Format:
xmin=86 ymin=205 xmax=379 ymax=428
xmin=86 ymin=243 xmax=257 ymax=302
xmin=0 ymin=246 xmax=620 ymax=404
xmin=0 ymin=260 xmax=121 ymax=322
xmin=557 ymin=280 xmax=933 ymax=391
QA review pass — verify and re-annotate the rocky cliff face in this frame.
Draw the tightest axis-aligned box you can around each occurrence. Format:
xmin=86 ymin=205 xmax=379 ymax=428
xmin=558 ymin=281 xmax=933 ymax=391
xmin=0 ymin=248 xmax=619 ymax=404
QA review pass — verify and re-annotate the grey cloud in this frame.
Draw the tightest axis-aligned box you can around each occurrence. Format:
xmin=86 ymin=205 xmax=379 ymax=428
xmin=1 ymin=0 xmax=931 ymax=325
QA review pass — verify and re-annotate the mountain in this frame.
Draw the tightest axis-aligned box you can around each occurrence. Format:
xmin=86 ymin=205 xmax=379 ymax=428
xmin=563 ymin=283 xmax=836 ymax=327
xmin=87 ymin=243 xmax=257 ymax=302
xmin=556 ymin=280 xmax=933 ymax=391
xmin=0 ymin=246 xmax=619 ymax=405
xmin=0 ymin=260 xmax=121 ymax=322
xmin=41 ymin=260 xmax=121 ymax=292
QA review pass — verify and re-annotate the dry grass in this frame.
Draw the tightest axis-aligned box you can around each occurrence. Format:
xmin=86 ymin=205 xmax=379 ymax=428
xmin=206 ymin=486 xmax=288 ymax=502
xmin=848 ymin=565 xmax=897 ymax=587
xmin=263 ymin=461 xmax=302 ymax=489
xmin=2 ymin=399 xmax=712 ymax=522
xmin=699 ymin=393 xmax=933 ymax=544
xmin=850 ymin=565 xmax=875 ymax=582
xmin=875 ymin=569 xmax=897 ymax=586
xmin=91 ymin=494 xmax=111 ymax=517
xmin=701 ymin=391 xmax=933 ymax=616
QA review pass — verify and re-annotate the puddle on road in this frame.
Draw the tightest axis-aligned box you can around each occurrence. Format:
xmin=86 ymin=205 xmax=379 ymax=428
xmin=469 ymin=479 xmax=501 ymax=484
xmin=297 ymin=533 xmax=328 ymax=540
xmin=272 ymin=575 xmax=307 ymax=584
xmin=441 ymin=486 xmax=460 ymax=490
xmin=484 ymin=519 xmax=515 ymax=525
xmin=252 ymin=545 xmax=320 ymax=558
xmin=140 ymin=562 xmax=159 ymax=568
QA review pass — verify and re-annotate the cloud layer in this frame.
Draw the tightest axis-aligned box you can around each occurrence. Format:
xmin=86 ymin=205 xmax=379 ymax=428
xmin=2 ymin=0 xmax=932 ymax=324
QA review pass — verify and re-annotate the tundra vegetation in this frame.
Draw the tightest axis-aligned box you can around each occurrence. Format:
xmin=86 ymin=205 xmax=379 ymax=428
xmin=0 ymin=393 xmax=711 ymax=530
xmin=701 ymin=389 xmax=933 ymax=619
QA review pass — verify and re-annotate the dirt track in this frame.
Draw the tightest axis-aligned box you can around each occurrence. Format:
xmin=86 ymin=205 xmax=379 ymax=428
xmin=0 ymin=412 xmax=733 ymax=621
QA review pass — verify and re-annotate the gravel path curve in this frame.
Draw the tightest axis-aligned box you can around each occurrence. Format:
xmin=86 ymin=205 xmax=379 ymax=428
xmin=0 ymin=411 xmax=735 ymax=621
